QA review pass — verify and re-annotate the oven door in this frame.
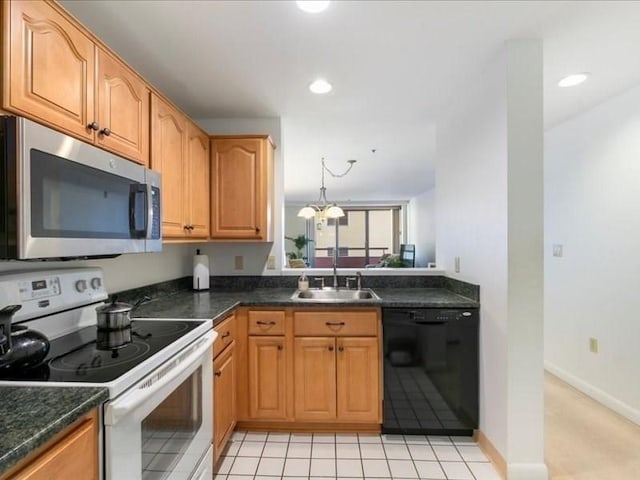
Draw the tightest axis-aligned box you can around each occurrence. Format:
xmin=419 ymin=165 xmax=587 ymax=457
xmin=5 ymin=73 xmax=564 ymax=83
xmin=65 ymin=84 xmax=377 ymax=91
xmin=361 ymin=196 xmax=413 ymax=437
xmin=104 ymin=331 xmax=214 ymax=480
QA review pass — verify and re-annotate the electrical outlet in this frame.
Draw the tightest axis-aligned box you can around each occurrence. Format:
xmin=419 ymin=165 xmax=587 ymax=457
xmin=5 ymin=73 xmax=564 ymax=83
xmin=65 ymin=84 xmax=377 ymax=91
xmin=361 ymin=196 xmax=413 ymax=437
xmin=454 ymin=256 xmax=460 ymax=273
xmin=589 ymin=337 xmax=598 ymax=353
xmin=266 ymin=255 xmax=276 ymax=270
xmin=553 ymin=244 xmax=563 ymax=257
xmin=234 ymin=255 xmax=244 ymax=270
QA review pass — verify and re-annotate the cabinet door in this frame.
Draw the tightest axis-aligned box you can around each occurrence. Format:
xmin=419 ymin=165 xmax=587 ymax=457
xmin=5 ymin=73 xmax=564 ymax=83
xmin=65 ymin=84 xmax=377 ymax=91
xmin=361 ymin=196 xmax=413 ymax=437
xmin=336 ymin=337 xmax=380 ymax=423
xmin=7 ymin=1 xmax=95 ymax=141
xmin=151 ymin=94 xmax=187 ymax=237
xmin=213 ymin=343 xmax=236 ymax=462
xmin=248 ymin=336 xmax=287 ymax=419
xmin=11 ymin=413 xmax=98 ymax=480
xmin=293 ymin=337 xmax=336 ymax=421
xmin=211 ymin=138 xmax=264 ymax=239
xmin=96 ymin=48 xmax=149 ymax=165
xmin=186 ymin=123 xmax=210 ymax=238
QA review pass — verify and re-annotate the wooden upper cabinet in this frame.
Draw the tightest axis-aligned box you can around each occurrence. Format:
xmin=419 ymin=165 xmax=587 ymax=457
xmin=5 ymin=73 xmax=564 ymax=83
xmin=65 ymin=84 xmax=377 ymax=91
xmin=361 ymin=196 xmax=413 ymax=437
xmin=151 ymin=94 xmax=187 ymax=238
xmin=3 ymin=1 xmax=151 ymax=165
xmin=186 ymin=122 xmax=210 ymax=238
xmin=5 ymin=0 xmax=95 ymax=141
xmin=210 ymin=136 xmax=275 ymax=241
xmin=151 ymin=93 xmax=211 ymax=240
xmin=96 ymin=48 xmax=149 ymax=165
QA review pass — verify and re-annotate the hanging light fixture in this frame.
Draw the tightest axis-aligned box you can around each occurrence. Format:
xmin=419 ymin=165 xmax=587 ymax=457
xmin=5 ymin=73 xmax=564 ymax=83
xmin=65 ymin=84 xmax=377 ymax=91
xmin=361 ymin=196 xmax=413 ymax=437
xmin=297 ymin=158 xmax=356 ymax=220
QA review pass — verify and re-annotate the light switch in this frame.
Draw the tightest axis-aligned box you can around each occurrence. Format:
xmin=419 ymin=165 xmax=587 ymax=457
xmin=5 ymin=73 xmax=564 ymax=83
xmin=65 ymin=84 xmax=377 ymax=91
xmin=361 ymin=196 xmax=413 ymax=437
xmin=454 ymin=256 xmax=460 ymax=273
xmin=552 ymin=244 xmax=563 ymax=257
xmin=234 ymin=255 xmax=244 ymax=270
xmin=266 ymin=255 xmax=276 ymax=270
xmin=589 ymin=337 xmax=598 ymax=354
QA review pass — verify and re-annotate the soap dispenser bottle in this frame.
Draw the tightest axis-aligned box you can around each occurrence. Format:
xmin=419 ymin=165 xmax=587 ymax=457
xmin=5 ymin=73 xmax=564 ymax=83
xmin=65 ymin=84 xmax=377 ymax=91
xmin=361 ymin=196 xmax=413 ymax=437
xmin=298 ymin=273 xmax=309 ymax=291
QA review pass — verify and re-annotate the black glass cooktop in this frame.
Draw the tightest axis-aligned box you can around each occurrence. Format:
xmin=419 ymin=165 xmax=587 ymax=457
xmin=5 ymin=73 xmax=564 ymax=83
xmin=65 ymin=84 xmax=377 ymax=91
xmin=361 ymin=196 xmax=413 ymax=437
xmin=0 ymin=320 xmax=203 ymax=383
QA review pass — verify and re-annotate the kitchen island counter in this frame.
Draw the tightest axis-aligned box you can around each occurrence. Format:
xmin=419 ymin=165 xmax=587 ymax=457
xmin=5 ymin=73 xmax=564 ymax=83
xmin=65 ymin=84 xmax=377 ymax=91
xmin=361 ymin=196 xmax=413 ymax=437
xmin=0 ymin=386 xmax=108 ymax=475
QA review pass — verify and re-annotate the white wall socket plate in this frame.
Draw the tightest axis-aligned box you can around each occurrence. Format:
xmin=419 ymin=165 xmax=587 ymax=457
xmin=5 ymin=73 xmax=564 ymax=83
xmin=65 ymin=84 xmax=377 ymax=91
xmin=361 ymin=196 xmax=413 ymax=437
xmin=552 ymin=244 xmax=563 ymax=257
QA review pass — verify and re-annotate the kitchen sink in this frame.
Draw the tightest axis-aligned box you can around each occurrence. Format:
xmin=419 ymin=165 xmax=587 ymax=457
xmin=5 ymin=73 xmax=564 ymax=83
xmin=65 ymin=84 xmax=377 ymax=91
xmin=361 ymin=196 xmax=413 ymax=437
xmin=291 ymin=288 xmax=381 ymax=302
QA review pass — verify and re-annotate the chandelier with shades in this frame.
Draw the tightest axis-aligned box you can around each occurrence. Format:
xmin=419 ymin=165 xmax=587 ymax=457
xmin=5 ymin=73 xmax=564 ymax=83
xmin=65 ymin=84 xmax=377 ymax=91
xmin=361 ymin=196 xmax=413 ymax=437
xmin=297 ymin=157 xmax=357 ymax=220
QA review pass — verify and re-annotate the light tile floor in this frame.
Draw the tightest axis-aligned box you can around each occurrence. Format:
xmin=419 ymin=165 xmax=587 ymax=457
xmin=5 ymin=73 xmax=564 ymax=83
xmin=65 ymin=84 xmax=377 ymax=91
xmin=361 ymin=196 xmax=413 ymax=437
xmin=214 ymin=431 xmax=501 ymax=480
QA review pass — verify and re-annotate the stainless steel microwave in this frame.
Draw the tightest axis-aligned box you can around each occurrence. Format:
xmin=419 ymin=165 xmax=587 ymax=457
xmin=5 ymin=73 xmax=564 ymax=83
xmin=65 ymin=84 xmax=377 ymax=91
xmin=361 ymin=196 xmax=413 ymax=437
xmin=0 ymin=116 xmax=161 ymax=260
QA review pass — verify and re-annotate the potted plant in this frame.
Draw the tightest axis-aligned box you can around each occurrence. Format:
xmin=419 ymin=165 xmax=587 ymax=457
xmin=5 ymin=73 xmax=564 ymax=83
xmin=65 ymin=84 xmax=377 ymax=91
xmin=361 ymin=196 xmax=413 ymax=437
xmin=285 ymin=234 xmax=313 ymax=260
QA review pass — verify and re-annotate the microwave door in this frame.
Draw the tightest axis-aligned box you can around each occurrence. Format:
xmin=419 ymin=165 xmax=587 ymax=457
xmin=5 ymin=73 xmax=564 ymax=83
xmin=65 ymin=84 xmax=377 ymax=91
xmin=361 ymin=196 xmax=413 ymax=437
xmin=18 ymin=120 xmax=148 ymax=258
xmin=130 ymin=184 xmax=147 ymax=239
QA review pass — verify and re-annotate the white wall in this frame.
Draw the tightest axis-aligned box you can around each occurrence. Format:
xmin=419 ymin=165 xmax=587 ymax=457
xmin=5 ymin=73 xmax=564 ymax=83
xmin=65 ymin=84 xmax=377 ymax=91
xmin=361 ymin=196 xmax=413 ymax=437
xmin=436 ymin=40 xmax=546 ymax=478
xmin=196 ymin=117 xmax=284 ymax=275
xmin=0 ymin=243 xmax=195 ymax=292
xmin=545 ymin=84 xmax=640 ymax=424
xmin=436 ymin=49 xmax=509 ymax=460
xmin=408 ymin=188 xmax=436 ymax=267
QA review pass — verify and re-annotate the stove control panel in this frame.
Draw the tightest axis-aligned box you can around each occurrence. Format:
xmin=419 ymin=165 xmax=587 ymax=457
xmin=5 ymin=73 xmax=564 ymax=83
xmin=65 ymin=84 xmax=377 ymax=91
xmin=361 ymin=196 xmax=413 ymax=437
xmin=19 ymin=276 xmax=61 ymax=300
xmin=0 ymin=268 xmax=108 ymax=323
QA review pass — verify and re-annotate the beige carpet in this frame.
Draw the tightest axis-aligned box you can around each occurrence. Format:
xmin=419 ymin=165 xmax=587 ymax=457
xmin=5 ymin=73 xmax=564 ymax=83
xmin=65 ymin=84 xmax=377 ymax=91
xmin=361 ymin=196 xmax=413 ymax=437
xmin=545 ymin=372 xmax=640 ymax=479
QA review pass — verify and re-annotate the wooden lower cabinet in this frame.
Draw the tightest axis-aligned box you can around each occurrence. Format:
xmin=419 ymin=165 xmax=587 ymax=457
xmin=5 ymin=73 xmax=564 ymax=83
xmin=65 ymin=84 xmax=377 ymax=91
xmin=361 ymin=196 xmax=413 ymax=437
xmin=248 ymin=335 xmax=287 ymax=420
xmin=1 ymin=410 xmax=98 ymax=480
xmin=293 ymin=337 xmax=336 ymax=421
xmin=213 ymin=341 xmax=236 ymax=462
xmin=235 ymin=307 xmax=381 ymax=432
xmin=336 ymin=337 xmax=380 ymax=422
xmin=293 ymin=336 xmax=380 ymax=424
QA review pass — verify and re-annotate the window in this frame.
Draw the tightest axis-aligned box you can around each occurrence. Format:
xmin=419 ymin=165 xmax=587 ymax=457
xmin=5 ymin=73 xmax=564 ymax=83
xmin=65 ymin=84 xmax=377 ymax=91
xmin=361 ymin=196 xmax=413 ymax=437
xmin=312 ymin=206 xmax=402 ymax=268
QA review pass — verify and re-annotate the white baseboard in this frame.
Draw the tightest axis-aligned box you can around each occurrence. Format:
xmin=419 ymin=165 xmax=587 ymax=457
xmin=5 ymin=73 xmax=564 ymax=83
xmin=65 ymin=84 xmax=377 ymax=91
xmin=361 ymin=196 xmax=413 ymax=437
xmin=507 ymin=463 xmax=549 ymax=480
xmin=545 ymin=361 xmax=640 ymax=426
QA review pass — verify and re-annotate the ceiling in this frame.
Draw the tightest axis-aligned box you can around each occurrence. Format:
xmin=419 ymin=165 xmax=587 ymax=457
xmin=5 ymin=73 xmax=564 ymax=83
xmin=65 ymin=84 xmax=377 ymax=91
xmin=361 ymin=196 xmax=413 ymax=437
xmin=61 ymin=1 xmax=640 ymax=202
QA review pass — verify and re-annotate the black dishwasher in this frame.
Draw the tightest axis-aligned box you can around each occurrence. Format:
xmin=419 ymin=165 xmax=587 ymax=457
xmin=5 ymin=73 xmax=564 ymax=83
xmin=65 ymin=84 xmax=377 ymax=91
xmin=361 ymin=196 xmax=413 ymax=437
xmin=382 ymin=308 xmax=478 ymax=436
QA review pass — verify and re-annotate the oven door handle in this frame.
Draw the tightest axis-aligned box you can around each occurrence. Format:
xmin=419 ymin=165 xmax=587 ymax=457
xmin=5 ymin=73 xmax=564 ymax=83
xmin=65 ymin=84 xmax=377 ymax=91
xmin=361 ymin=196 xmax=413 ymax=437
xmin=104 ymin=331 xmax=216 ymax=426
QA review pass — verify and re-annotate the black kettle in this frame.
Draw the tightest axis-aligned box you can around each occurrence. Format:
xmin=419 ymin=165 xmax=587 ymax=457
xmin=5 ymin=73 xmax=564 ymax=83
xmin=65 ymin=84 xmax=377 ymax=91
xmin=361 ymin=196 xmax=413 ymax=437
xmin=0 ymin=305 xmax=50 ymax=370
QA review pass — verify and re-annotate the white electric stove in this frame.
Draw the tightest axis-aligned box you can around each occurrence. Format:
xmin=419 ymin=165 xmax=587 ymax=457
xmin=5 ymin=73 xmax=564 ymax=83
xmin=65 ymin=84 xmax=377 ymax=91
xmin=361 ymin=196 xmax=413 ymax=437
xmin=0 ymin=267 xmax=215 ymax=480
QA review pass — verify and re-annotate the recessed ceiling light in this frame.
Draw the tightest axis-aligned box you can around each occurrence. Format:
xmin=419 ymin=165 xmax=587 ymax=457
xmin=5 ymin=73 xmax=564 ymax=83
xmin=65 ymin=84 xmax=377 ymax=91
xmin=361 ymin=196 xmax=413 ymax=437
xmin=309 ymin=79 xmax=332 ymax=94
xmin=558 ymin=73 xmax=590 ymax=88
xmin=296 ymin=1 xmax=330 ymax=14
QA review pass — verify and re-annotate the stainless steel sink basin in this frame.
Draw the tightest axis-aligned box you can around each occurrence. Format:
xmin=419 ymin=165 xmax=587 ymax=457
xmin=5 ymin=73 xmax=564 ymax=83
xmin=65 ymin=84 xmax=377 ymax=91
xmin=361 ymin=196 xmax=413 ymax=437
xmin=291 ymin=288 xmax=380 ymax=302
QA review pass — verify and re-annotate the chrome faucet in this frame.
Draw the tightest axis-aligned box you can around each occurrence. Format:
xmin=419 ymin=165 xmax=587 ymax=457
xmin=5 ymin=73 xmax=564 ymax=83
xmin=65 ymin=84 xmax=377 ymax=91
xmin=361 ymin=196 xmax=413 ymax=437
xmin=356 ymin=271 xmax=362 ymax=290
xmin=332 ymin=245 xmax=338 ymax=288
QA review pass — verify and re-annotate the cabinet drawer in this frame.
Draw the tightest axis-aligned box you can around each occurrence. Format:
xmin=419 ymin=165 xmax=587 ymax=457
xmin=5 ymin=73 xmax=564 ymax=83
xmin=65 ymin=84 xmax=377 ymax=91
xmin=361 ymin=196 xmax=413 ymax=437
xmin=294 ymin=311 xmax=378 ymax=336
xmin=213 ymin=314 xmax=236 ymax=358
xmin=248 ymin=310 xmax=285 ymax=335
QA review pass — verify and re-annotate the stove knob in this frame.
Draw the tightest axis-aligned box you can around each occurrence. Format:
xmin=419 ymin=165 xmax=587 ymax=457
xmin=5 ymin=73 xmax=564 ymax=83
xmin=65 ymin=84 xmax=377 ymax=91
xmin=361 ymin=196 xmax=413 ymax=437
xmin=90 ymin=277 xmax=102 ymax=290
xmin=75 ymin=280 xmax=88 ymax=293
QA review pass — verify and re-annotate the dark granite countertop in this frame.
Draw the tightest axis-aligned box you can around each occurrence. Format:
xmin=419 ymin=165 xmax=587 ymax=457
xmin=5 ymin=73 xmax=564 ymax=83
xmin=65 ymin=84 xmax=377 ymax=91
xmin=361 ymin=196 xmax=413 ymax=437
xmin=0 ymin=386 xmax=108 ymax=474
xmin=134 ymin=287 xmax=479 ymax=324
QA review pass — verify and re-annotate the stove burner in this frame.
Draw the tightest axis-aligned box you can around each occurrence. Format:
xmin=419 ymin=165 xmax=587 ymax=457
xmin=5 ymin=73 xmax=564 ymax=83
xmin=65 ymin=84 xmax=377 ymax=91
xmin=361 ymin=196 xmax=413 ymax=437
xmin=50 ymin=341 xmax=151 ymax=375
